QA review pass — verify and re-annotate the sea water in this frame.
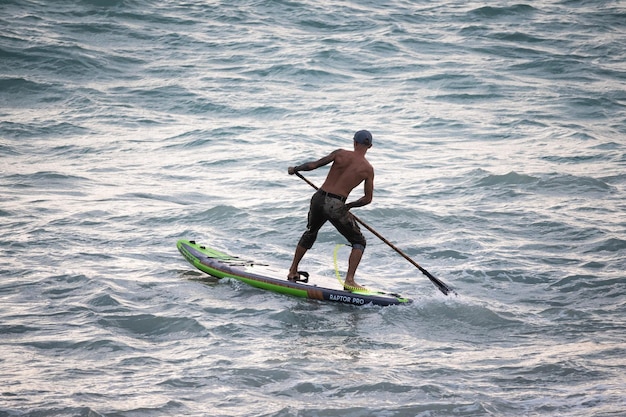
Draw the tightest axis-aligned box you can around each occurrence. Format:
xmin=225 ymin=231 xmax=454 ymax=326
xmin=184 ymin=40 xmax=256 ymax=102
xmin=1 ymin=1 xmax=625 ymax=416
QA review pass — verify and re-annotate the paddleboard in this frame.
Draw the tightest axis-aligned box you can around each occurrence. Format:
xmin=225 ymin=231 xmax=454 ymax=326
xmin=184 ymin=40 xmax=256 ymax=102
xmin=177 ymin=239 xmax=412 ymax=306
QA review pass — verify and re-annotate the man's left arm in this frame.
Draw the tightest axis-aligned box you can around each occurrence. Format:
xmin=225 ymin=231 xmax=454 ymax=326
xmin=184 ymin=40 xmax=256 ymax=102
xmin=346 ymin=175 xmax=374 ymax=210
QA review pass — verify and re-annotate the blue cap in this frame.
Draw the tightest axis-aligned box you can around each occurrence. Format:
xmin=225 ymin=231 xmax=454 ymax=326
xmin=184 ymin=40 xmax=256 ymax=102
xmin=354 ymin=130 xmax=373 ymax=146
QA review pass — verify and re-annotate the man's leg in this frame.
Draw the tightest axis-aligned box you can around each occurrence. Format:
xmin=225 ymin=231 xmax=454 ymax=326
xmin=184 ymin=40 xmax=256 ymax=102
xmin=288 ymin=244 xmax=308 ymax=280
xmin=289 ymin=193 xmax=325 ymax=280
xmin=344 ymin=246 xmax=366 ymax=289
xmin=330 ymin=209 xmax=367 ymax=289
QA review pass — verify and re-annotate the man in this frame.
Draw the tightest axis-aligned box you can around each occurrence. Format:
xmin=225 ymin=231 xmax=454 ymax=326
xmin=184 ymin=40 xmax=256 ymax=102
xmin=287 ymin=130 xmax=374 ymax=291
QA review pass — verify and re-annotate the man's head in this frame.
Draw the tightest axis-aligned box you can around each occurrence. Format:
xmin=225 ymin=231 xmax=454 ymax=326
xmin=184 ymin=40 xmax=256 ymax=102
xmin=353 ymin=130 xmax=373 ymax=147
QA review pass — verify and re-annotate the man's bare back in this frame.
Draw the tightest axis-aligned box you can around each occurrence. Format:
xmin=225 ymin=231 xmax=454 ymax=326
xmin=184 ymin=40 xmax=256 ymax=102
xmin=321 ymin=149 xmax=373 ymax=198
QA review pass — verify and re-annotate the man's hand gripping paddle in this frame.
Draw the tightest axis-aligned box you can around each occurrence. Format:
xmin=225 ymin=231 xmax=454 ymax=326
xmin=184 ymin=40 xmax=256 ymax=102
xmin=294 ymin=172 xmax=457 ymax=296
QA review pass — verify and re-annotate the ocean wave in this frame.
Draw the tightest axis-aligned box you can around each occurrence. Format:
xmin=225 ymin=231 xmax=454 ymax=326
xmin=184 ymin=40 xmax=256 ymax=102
xmin=98 ymin=313 xmax=208 ymax=339
xmin=474 ymin=171 xmax=615 ymax=195
xmin=469 ymin=4 xmax=537 ymax=19
xmin=4 ymin=171 xmax=91 ymax=188
xmin=476 ymin=171 xmax=539 ymax=186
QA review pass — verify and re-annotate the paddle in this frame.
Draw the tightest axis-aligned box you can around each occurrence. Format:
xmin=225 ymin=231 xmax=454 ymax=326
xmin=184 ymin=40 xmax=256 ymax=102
xmin=294 ymin=171 xmax=456 ymax=296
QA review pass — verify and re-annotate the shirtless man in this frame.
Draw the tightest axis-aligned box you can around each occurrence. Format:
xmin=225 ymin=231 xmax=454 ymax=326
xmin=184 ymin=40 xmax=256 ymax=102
xmin=287 ymin=130 xmax=374 ymax=290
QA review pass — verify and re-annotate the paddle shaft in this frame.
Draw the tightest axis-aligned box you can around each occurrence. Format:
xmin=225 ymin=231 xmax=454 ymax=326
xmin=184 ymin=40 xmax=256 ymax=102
xmin=294 ymin=172 xmax=455 ymax=296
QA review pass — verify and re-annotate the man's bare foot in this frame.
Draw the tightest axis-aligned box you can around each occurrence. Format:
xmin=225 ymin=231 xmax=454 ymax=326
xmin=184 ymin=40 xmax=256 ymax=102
xmin=287 ymin=271 xmax=309 ymax=283
xmin=344 ymin=281 xmax=367 ymax=292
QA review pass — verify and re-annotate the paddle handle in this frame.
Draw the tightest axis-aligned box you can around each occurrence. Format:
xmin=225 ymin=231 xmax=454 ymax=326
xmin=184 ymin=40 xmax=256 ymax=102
xmin=294 ymin=172 xmax=455 ymax=296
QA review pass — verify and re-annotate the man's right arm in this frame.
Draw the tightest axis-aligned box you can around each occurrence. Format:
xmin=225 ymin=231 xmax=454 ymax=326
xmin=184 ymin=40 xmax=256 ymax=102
xmin=288 ymin=150 xmax=339 ymax=175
